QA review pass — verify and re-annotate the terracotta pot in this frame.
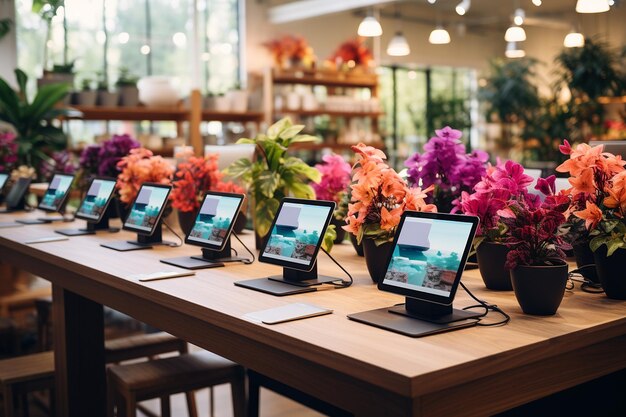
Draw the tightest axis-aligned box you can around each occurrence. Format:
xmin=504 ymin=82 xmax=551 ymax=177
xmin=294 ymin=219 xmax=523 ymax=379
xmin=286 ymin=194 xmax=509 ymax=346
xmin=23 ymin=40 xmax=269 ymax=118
xmin=349 ymin=234 xmax=364 ymax=257
xmin=331 ymin=217 xmax=347 ymax=244
xmin=572 ymin=239 xmax=599 ymax=283
xmin=475 ymin=241 xmax=512 ymax=291
xmin=362 ymin=239 xmax=394 ymax=284
xmin=593 ymin=246 xmax=626 ymax=300
xmin=177 ymin=210 xmax=197 ymax=237
xmin=510 ymin=261 xmax=568 ymax=315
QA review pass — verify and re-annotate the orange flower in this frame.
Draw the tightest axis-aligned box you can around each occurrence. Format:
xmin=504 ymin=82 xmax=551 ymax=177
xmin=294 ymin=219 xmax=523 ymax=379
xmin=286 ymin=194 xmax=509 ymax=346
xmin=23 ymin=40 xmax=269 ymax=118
xmin=116 ymin=148 xmax=174 ymax=205
xmin=574 ymin=201 xmax=603 ymax=230
xmin=603 ymin=186 xmax=626 ymax=213
xmin=380 ymin=206 xmax=403 ymax=231
xmin=568 ymin=168 xmax=595 ymax=195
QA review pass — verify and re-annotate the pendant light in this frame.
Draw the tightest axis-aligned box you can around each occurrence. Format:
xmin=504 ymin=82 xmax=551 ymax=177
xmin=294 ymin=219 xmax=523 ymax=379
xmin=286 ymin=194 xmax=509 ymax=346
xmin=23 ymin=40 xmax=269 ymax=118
xmin=456 ymin=0 xmax=471 ymax=16
xmin=576 ymin=0 xmax=610 ymax=13
xmin=505 ymin=42 xmax=525 ymax=58
xmin=564 ymin=31 xmax=585 ymax=48
xmin=505 ymin=25 xmax=526 ymax=42
xmin=429 ymin=26 xmax=451 ymax=44
xmin=387 ymin=31 xmax=410 ymax=56
xmin=358 ymin=11 xmax=383 ymax=37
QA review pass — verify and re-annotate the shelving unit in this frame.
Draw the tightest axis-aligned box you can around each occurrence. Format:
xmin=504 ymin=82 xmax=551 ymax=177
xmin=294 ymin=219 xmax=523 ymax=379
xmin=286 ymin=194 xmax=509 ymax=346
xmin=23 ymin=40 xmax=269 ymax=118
xmin=263 ymin=68 xmax=384 ymax=152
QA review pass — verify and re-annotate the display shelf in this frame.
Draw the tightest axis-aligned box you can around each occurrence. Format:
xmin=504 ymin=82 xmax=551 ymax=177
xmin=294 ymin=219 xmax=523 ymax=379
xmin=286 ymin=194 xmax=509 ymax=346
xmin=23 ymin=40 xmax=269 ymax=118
xmin=276 ymin=110 xmax=384 ymax=118
xmin=271 ymin=68 xmax=378 ymax=89
xmin=201 ymin=110 xmax=264 ymax=123
xmin=68 ymin=105 xmax=188 ymax=121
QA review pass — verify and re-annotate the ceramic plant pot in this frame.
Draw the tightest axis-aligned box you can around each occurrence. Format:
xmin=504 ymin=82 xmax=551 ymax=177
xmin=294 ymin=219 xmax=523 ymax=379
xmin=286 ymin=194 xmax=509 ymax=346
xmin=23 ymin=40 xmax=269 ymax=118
xmin=177 ymin=210 xmax=197 ymax=237
xmin=475 ymin=241 xmax=512 ymax=291
xmin=362 ymin=239 xmax=394 ymax=284
xmin=593 ymin=246 xmax=626 ymax=300
xmin=350 ymin=234 xmax=364 ymax=257
xmin=510 ymin=261 xmax=568 ymax=316
xmin=331 ymin=217 xmax=347 ymax=244
xmin=572 ymin=239 xmax=599 ymax=283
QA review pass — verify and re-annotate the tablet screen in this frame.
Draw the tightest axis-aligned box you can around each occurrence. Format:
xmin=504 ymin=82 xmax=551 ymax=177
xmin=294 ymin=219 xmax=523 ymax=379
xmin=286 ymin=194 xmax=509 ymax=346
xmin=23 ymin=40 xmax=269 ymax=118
xmin=0 ymin=173 xmax=8 ymax=191
xmin=75 ymin=178 xmax=116 ymax=221
xmin=380 ymin=212 xmax=478 ymax=303
xmin=185 ymin=192 xmax=244 ymax=250
xmin=5 ymin=177 xmax=31 ymax=209
xmin=39 ymin=173 xmax=75 ymax=212
xmin=123 ymin=183 xmax=171 ymax=234
xmin=259 ymin=199 xmax=335 ymax=271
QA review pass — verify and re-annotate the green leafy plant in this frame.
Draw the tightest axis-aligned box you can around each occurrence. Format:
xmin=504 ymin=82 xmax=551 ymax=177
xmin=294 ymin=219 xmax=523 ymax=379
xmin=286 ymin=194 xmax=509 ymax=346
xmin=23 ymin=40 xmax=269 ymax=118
xmin=0 ymin=68 xmax=71 ymax=173
xmin=115 ymin=68 xmax=139 ymax=87
xmin=224 ymin=117 xmax=322 ymax=240
xmin=81 ymin=78 xmax=93 ymax=91
xmin=0 ymin=18 xmax=13 ymax=41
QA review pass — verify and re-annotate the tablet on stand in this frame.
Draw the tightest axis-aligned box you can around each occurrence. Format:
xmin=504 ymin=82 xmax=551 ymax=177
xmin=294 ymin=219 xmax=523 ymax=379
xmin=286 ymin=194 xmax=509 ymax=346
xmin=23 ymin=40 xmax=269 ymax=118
xmin=15 ymin=173 xmax=75 ymax=224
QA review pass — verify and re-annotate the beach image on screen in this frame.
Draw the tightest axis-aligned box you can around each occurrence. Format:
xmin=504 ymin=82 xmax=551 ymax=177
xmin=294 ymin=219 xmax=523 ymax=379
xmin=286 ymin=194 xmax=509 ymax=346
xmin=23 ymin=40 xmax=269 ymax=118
xmin=0 ymin=173 xmax=8 ymax=190
xmin=124 ymin=186 xmax=170 ymax=232
xmin=262 ymin=203 xmax=331 ymax=266
xmin=39 ymin=174 xmax=74 ymax=211
xmin=187 ymin=195 xmax=241 ymax=246
xmin=383 ymin=218 xmax=473 ymax=298
xmin=76 ymin=179 xmax=116 ymax=220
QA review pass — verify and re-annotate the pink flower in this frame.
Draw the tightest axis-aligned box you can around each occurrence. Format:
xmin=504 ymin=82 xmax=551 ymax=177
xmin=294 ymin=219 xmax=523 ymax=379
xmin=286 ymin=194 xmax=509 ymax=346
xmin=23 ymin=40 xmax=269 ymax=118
xmin=435 ymin=126 xmax=462 ymax=140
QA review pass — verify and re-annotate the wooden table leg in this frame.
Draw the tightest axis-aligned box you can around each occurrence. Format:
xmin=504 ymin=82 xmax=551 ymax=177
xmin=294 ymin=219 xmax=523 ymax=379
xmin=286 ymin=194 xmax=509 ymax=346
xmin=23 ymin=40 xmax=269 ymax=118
xmin=52 ymin=285 xmax=106 ymax=417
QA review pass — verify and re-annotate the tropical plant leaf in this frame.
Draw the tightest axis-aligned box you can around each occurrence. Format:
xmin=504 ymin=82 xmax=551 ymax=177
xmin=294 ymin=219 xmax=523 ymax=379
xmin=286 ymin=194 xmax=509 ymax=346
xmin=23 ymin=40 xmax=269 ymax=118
xmin=283 ymin=156 xmax=321 ymax=182
xmin=287 ymin=181 xmax=315 ymax=199
xmin=258 ymin=170 xmax=280 ymax=198
xmin=278 ymin=124 xmax=304 ymax=140
xmin=15 ymin=69 xmax=27 ymax=97
xmin=255 ymin=198 xmax=280 ymax=238
xmin=288 ymin=134 xmax=320 ymax=144
xmin=235 ymin=137 xmax=255 ymax=145
xmin=0 ymin=76 xmax=20 ymax=125
xmin=322 ymin=224 xmax=336 ymax=253
xmin=26 ymin=82 xmax=69 ymax=125
xmin=223 ymin=158 xmax=252 ymax=181
xmin=267 ymin=117 xmax=291 ymax=139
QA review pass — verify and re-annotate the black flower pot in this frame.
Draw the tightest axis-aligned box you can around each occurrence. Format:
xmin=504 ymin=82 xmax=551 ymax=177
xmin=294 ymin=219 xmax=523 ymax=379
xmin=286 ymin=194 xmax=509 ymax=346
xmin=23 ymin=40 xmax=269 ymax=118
xmin=572 ymin=239 xmax=599 ymax=283
xmin=475 ymin=241 xmax=512 ymax=291
xmin=255 ymin=231 xmax=270 ymax=251
xmin=177 ymin=209 xmax=197 ymax=237
xmin=349 ymin=234 xmax=364 ymax=257
xmin=510 ymin=261 xmax=568 ymax=315
xmin=233 ymin=212 xmax=247 ymax=234
xmin=362 ymin=239 xmax=394 ymax=284
xmin=331 ymin=217 xmax=347 ymax=244
xmin=593 ymin=246 xmax=626 ymax=300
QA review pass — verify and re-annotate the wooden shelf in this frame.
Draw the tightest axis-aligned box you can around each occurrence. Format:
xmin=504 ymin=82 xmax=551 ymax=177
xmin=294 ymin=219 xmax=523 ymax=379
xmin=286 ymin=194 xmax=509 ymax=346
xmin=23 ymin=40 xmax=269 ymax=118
xmin=272 ymin=69 xmax=378 ymax=89
xmin=276 ymin=110 xmax=383 ymax=118
xmin=201 ymin=110 xmax=264 ymax=123
xmin=289 ymin=141 xmax=385 ymax=151
xmin=68 ymin=105 xmax=188 ymax=122
xmin=598 ymin=96 xmax=626 ymax=104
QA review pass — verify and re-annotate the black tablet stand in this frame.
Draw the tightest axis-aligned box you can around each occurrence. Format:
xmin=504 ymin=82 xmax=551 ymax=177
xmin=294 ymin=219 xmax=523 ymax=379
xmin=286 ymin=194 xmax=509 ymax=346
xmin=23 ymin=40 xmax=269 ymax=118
xmin=388 ymin=296 xmax=481 ymax=324
xmin=267 ymin=262 xmax=341 ymax=287
xmin=56 ymin=204 xmax=118 ymax=236
xmin=101 ymin=220 xmax=172 ymax=251
xmin=160 ymin=235 xmax=252 ymax=270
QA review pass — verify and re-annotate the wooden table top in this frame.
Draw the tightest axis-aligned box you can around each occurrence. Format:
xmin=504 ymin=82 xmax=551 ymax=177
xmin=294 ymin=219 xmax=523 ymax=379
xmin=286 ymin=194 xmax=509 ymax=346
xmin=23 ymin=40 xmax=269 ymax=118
xmin=1 ymin=210 xmax=625 ymax=414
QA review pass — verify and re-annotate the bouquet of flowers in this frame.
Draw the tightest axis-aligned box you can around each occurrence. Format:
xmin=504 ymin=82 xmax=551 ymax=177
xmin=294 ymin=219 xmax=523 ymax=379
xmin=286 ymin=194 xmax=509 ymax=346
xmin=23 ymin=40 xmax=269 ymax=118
xmin=171 ymin=154 xmax=245 ymax=213
xmin=80 ymin=134 xmax=140 ymax=179
xmin=556 ymin=140 xmax=626 ymax=256
xmin=311 ymin=153 xmax=352 ymax=218
xmin=0 ymin=132 xmax=18 ymax=173
xmin=344 ymin=143 xmax=436 ymax=245
xmin=328 ymin=38 xmax=373 ymax=68
xmin=263 ymin=35 xmax=315 ymax=69
xmin=116 ymin=148 xmax=174 ymax=206
xmin=405 ymin=126 xmax=488 ymax=213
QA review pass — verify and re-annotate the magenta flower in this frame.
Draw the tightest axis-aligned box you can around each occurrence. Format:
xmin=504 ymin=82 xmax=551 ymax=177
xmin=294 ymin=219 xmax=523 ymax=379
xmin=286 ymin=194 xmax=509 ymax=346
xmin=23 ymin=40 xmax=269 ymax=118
xmin=0 ymin=132 xmax=18 ymax=172
xmin=435 ymin=126 xmax=463 ymax=140
xmin=311 ymin=153 xmax=352 ymax=204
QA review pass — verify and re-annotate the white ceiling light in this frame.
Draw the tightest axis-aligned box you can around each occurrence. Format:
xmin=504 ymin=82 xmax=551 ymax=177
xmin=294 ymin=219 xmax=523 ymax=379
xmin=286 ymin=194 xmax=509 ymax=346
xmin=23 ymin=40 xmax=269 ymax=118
xmin=427 ymin=0 xmax=437 ymax=4
xmin=387 ymin=31 xmax=410 ymax=56
xmin=564 ymin=31 xmax=585 ymax=47
xmin=456 ymin=0 xmax=471 ymax=16
xmin=140 ymin=44 xmax=151 ymax=55
xmin=172 ymin=32 xmax=187 ymax=48
xmin=118 ymin=32 xmax=130 ymax=44
xmin=505 ymin=25 xmax=526 ymax=42
xmin=513 ymin=8 xmax=525 ymax=26
xmin=532 ymin=0 xmax=542 ymax=5
xmin=505 ymin=41 xmax=525 ymax=58
xmin=576 ymin=0 xmax=610 ymax=13
xmin=609 ymin=0 xmax=615 ymax=5
xmin=429 ymin=26 xmax=451 ymax=44
xmin=358 ymin=15 xmax=383 ymax=37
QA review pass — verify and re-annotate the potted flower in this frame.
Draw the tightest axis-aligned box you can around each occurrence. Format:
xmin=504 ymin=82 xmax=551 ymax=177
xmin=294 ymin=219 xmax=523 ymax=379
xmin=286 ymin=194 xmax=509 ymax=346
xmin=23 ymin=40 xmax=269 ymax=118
xmin=405 ymin=126 xmax=488 ymax=213
xmin=224 ymin=117 xmax=322 ymax=249
xmin=344 ymin=143 xmax=436 ymax=283
xmin=459 ymin=160 xmax=536 ymax=290
xmin=39 ymin=150 xmax=78 ymax=182
xmin=556 ymin=140 xmax=626 ymax=299
xmin=170 ymin=154 xmax=246 ymax=236
xmin=501 ymin=177 xmax=571 ymax=315
xmin=311 ymin=153 xmax=352 ymax=243
xmin=327 ymin=38 xmax=373 ymax=72
xmin=263 ymin=35 xmax=315 ymax=70
xmin=79 ymin=134 xmax=140 ymax=190
xmin=116 ymin=148 xmax=174 ymax=209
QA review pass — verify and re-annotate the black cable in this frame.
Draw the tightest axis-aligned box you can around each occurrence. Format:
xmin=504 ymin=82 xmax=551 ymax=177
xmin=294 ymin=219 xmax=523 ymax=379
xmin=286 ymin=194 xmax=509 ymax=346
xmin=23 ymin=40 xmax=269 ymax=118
xmin=459 ymin=281 xmax=510 ymax=327
xmin=320 ymin=247 xmax=353 ymax=288
xmin=568 ymin=266 xmax=604 ymax=294
xmin=232 ymin=232 xmax=255 ymax=264
xmin=162 ymin=220 xmax=183 ymax=247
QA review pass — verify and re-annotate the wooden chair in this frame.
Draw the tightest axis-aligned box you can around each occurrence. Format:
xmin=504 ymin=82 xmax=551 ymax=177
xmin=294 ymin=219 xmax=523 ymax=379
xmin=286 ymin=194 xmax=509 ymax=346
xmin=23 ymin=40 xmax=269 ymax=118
xmin=107 ymin=351 xmax=246 ymax=417
xmin=0 ymin=351 xmax=55 ymax=417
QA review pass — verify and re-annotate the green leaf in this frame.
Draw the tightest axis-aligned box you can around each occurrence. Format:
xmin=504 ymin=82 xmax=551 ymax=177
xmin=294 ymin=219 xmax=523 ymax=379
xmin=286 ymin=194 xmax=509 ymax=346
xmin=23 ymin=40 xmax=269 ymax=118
xmin=235 ymin=137 xmax=256 ymax=145
xmin=288 ymin=134 xmax=321 ymax=144
xmin=255 ymin=198 xmax=280 ymax=238
xmin=283 ymin=157 xmax=321 ymax=182
xmin=223 ymin=158 xmax=252 ymax=181
xmin=27 ymin=82 xmax=69 ymax=124
xmin=322 ymin=224 xmax=336 ymax=253
xmin=258 ymin=170 xmax=281 ymax=198
xmin=287 ymin=182 xmax=315 ymax=199
xmin=0 ymin=76 xmax=20 ymax=125
xmin=267 ymin=117 xmax=291 ymax=139
xmin=15 ymin=69 xmax=27 ymax=96
xmin=278 ymin=124 xmax=305 ymax=140
xmin=606 ymin=239 xmax=626 ymax=256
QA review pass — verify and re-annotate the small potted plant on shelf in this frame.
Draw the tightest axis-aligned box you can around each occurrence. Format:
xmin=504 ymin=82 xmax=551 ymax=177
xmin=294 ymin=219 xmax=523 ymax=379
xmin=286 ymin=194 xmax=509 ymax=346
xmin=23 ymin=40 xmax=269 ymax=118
xmin=459 ymin=160 xmax=536 ymax=290
xmin=556 ymin=140 xmax=626 ymax=299
xmin=405 ymin=126 xmax=488 ymax=213
xmin=224 ymin=117 xmax=324 ymax=249
xmin=344 ymin=143 xmax=436 ymax=283
xmin=76 ymin=77 xmax=96 ymax=106
xmin=327 ymin=38 xmax=373 ymax=73
xmin=171 ymin=153 xmax=246 ymax=236
xmin=311 ymin=153 xmax=352 ymax=244
xmin=96 ymin=73 xmax=119 ymax=107
xmin=501 ymin=176 xmax=571 ymax=315
xmin=115 ymin=67 xmax=139 ymax=107
xmin=263 ymin=35 xmax=315 ymax=70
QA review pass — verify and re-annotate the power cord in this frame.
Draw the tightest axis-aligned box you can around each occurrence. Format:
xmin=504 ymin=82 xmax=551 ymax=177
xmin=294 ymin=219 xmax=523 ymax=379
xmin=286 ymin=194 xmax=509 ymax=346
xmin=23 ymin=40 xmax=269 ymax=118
xmin=568 ymin=265 xmax=604 ymax=294
xmin=162 ymin=220 xmax=183 ymax=247
xmin=320 ymin=247 xmax=353 ymax=288
xmin=232 ymin=232 xmax=255 ymax=264
xmin=459 ymin=282 xmax=510 ymax=327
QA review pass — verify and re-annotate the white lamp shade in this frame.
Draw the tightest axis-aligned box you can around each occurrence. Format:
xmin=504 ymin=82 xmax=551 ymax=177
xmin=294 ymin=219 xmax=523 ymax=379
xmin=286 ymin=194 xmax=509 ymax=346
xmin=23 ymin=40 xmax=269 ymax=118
xmin=358 ymin=16 xmax=383 ymax=37
xmin=564 ymin=32 xmax=585 ymax=48
xmin=576 ymin=0 xmax=610 ymax=13
xmin=387 ymin=32 xmax=410 ymax=56
xmin=429 ymin=28 xmax=451 ymax=44
xmin=505 ymin=42 xmax=526 ymax=58
xmin=504 ymin=25 xmax=526 ymax=42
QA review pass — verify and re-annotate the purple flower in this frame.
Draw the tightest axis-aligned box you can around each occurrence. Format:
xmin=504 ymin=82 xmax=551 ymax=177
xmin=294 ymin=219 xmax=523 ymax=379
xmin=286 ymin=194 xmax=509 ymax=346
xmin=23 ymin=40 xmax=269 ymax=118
xmin=435 ymin=126 xmax=462 ymax=140
xmin=79 ymin=134 xmax=140 ymax=178
xmin=0 ymin=132 xmax=19 ymax=172
xmin=39 ymin=151 xmax=78 ymax=181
